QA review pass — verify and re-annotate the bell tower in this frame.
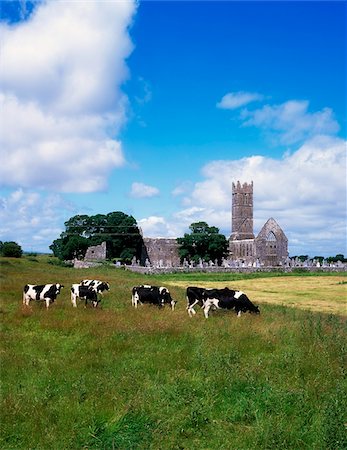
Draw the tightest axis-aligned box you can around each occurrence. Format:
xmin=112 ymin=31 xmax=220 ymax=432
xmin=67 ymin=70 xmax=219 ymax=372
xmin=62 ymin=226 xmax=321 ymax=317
xmin=230 ymin=181 xmax=254 ymax=240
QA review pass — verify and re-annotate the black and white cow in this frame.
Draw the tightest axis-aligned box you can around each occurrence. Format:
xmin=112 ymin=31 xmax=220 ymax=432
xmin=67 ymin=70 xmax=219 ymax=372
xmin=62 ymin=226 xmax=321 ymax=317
xmin=132 ymin=285 xmax=176 ymax=310
xmin=186 ymin=286 xmax=207 ymax=317
xmin=71 ymin=284 xmax=100 ymax=308
xmin=80 ymin=279 xmax=110 ymax=294
xmin=23 ymin=284 xmax=64 ymax=308
xmin=202 ymin=287 xmax=260 ymax=318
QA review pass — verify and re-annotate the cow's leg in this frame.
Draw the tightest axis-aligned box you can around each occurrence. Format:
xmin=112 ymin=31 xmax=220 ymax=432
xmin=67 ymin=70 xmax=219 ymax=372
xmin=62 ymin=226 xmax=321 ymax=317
xmin=204 ymin=299 xmax=219 ymax=318
xmin=171 ymin=300 xmax=175 ymax=311
xmin=71 ymin=293 xmax=77 ymax=308
xmin=187 ymin=299 xmax=199 ymax=317
xmin=134 ymin=292 xmax=139 ymax=308
xmin=203 ymin=300 xmax=212 ymax=318
xmin=237 ymin=310 xmax=242 ymax=317
xmin=45 ymin=298 xmax=50 ymax=308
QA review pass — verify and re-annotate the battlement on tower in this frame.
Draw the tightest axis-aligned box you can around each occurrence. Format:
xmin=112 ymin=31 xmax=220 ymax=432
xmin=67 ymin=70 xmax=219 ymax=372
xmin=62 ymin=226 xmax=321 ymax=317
xmin=232 ymin=181 xmax=253 ymax=194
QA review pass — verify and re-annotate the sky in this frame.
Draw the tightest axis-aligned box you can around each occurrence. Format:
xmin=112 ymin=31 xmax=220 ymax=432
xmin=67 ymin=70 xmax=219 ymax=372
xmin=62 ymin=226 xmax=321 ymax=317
xmin=0 ymin=0 xmax=346 ymax=257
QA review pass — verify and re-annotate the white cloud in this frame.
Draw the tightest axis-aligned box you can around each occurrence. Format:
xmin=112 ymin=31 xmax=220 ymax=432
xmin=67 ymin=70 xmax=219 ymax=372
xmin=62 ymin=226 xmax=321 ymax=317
xmin=217 ymin=91 xmax=264 ymax=109
xmin=0 ymin=189 xmax=76 ymax=252
xmin=130 ymin=182 xmax=160 ymax=198
xmin=0 ymin=0 xmax=136 ymax=192
xmin=178 ymin=135 xmax=346 ymax=256
xmin=241 ymin=100 xmax=339 ymax=144
xmin=138 ymin=216 xmax=177 ymax=238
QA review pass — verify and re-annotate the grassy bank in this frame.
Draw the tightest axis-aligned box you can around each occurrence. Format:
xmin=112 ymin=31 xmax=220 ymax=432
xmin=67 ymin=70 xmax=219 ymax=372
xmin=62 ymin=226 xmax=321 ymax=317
xmin=1 ymin=256 xmax=346 ymax=449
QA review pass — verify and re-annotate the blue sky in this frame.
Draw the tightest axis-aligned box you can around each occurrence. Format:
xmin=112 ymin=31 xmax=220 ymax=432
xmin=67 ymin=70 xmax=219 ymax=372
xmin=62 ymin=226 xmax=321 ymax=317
xmin=0 ymin=0 xmax=346 ymax=257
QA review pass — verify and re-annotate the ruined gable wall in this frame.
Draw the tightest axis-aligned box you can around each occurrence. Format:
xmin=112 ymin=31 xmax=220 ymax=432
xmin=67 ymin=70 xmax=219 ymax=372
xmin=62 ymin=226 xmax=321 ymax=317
xmin=84 ymin=241 xmax=107 ymax=260
xmin=142 ymin=238 xmax=180 ymax=267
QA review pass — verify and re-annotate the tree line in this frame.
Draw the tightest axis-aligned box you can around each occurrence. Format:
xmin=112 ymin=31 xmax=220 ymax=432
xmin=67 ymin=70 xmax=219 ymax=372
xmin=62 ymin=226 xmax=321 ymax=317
xmin=1 ymin=210 xmax=346 ymax=264
xmin=48 ymin=212 xmax=229 ymax=264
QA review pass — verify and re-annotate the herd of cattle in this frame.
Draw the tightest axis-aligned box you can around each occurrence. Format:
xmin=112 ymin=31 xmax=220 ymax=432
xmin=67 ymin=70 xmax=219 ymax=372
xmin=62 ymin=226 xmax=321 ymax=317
xmin=22 ymin=281 xmax=260 ymax=318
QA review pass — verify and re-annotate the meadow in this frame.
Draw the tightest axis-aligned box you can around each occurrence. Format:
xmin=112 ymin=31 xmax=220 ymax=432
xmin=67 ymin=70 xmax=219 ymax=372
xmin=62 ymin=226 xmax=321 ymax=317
xmin=1 ymin=256 xmax=346 ymax=449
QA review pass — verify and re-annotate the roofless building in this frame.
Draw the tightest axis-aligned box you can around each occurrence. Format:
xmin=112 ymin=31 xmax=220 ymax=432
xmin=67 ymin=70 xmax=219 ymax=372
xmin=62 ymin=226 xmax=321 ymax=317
xmin=229 ymin=181 xmax=288 ymax=266
xmin=137 ymin=180 xmax=289 ymax=267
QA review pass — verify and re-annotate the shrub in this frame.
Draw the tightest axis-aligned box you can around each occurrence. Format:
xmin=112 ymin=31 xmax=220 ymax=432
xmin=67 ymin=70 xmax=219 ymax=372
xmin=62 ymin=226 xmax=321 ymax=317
xmin=0 ymin=241 xmax=23 ymax=258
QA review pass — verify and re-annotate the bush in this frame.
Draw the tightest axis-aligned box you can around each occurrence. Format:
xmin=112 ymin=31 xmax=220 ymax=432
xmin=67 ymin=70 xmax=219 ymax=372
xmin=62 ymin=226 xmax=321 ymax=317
xmin=0 ymin=241 xmax=23 ymax=258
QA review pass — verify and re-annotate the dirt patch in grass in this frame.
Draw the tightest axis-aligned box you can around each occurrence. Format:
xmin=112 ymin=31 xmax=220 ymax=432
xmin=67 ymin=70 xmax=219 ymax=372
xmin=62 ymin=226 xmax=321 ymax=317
xmin=167 ymin=276 xmax=347 ymax=316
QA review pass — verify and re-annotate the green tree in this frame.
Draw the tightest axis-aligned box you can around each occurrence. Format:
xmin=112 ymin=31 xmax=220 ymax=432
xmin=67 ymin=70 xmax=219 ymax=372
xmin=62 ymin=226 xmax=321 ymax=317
xmin=177 ymin=221 xmax=228 ymax=264
xmin=50 ymin=235 xmax=90 ymax=261
xmin=0 ymin=241 xmax=23 ymax=258
xmin=50 ymin=211 xmax=143 ymax=261
xmin=327 ymin=254 xmax=346 ymax=263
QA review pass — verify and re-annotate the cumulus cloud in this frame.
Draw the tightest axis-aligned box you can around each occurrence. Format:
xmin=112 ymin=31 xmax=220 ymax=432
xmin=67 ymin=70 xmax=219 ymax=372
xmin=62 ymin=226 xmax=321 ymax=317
xmin=138 ymin=216 xmax=177 ymax=238
xmin=0 ymin=0 xmax=137 ymax=192
xmin=217 ymin=91 xmax=264 ymax=109
xmin=0 ymin=189 xmax=76 ymax=252
xmin=241 ymin=100 xmax=339 ymax=144
xmin=130 ymin=182 xmax=160 ymax=198
xmin=179 ymin=135 xmax=346 ymax=255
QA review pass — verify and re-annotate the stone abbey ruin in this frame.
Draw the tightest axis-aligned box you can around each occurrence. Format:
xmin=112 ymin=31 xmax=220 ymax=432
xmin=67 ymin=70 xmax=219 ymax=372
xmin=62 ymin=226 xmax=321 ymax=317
xmin=81 ymin=181 xmax=289 ymax=268
xmin=140 ymin=181 xmax=288 ymax=268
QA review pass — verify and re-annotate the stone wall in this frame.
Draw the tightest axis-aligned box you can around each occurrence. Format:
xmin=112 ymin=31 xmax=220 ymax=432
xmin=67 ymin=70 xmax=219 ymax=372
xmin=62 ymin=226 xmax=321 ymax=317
xmin=84 ymin=241 xmax=107 ymax=261
xmin=141 ymin=237 xmax=180 ymax=267
xmin=254 ymin=218 xmax=288 ymax=266
xmin=126 ymin=265 xmax=346 ymax=275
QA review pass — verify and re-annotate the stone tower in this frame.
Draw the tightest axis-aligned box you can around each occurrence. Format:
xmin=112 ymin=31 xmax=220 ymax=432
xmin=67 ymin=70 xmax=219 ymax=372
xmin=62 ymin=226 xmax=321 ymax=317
xmin=230 ymin=181 xmax=255 ymax=240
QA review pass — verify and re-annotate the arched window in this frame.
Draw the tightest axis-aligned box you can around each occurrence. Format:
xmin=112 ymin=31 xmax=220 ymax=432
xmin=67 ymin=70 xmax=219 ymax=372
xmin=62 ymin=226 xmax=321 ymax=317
xmin=266 ymin=231 xmax=277 ymax=256
xmin=266 ymin=231 xmax=277 ymax=242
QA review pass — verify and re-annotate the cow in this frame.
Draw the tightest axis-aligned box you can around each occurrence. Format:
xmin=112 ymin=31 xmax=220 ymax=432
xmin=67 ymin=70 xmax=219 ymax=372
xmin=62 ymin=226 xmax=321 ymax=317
xmin=23 ymin=284 xmax=64 ymax=308
xmin=202 ymin=287 xmax=260 ymax=318
xmin=131 ymin=285 xmax=176 ymax=310
xmin=186 ymin=286 xmax=207 ymax=317
xmin=71 ymin=284 xmax=99 ymax=308
xmin=80 ymin=279 xmax=110 ymax=294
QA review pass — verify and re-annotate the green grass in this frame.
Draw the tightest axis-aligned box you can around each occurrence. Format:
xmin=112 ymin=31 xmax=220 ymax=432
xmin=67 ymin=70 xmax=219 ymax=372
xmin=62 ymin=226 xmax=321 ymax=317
xmin=0 ymin=256 xmax=346 ymax=449
xmin=154 ymin=269 xmax=347 ymax=282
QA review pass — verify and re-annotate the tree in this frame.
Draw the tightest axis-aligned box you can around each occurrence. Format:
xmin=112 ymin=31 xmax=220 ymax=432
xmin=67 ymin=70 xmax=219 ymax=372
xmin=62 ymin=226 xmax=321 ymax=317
xmin=50 ymin=211 xmax=143 ymax=261
xmin=0 ymin=241 xmax=23 ymax=258
xmin=177 ymin=221 xmax=228 ymax=264
xmin=327 ymin=254 xmax=346 ymax=263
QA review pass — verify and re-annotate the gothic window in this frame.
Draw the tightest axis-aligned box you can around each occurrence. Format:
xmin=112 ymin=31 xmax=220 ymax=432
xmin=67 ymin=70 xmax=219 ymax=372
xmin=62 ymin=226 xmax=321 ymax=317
xmin=266 ymin=231 xmax=276 ymax=242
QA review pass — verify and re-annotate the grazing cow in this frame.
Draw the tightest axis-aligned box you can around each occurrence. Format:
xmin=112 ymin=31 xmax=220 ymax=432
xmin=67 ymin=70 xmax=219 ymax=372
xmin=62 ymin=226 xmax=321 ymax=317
xmin=80 ymin=279 xmax=110 ymax=294
xmin=202 ymin=287 xmax=260 ymax=318
xmin=186 ymin=286 xmax=207 ymax=317
xmin=71 ymin=284 xmax=99 ymax=308
xmin=132 ymin=285 xmax=176 ymax=310
xmin=23 ymin=284 xmax=64 ymax=308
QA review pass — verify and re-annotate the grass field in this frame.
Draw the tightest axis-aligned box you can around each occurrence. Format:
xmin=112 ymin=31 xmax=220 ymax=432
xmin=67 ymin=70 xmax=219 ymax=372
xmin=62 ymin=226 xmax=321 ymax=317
xmin=1 ymin=256 xmax=346 ymax=449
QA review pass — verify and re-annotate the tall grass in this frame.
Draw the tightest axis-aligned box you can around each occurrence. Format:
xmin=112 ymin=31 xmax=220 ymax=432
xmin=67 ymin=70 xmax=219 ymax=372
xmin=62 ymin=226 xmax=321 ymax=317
xmin=1 ymin=256 xmax=346 ymax=449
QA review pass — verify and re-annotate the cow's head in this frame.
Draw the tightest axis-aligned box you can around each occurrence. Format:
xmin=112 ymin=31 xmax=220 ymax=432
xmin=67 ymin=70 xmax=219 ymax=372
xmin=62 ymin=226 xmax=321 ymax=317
xmin=251 ymin=305 xmax=260 ymax=314
xmin=56 ymin=284 xmax=64 ymax=292
xmin=99 ymin=282 xmax=110 ymax=292
xmin=160 ymin=287 xmax=177 ymax=311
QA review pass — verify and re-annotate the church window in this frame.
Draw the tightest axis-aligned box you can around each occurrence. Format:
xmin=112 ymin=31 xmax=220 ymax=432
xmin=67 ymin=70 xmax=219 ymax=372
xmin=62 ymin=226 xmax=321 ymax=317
xmin=266 ymin=231 xmax=276 ymax=242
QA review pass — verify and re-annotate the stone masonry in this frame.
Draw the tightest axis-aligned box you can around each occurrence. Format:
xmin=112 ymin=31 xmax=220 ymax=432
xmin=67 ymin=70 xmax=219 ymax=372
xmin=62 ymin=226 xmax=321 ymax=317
xmin=229 ymin=182 xmax=288 ymax=265
xmin=84 ymin=241 xmax=107 ymax=260
xmin=143 ymin=180 xmax=288 ymax=267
